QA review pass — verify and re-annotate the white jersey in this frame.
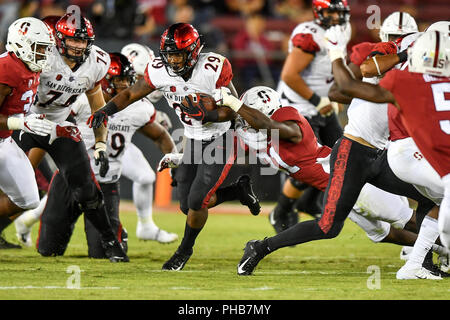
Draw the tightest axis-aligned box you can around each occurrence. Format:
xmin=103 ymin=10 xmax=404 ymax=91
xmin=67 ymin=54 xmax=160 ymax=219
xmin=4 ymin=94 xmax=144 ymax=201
xmin=71 ymin=94 xmax=156 ymax=183
xmin=277 ymin=21 xmax=334 ymax=118
xmin=344 ymin=77 xmax=389 ymax=150
xmin=144 ymin=52 xmax=232 ymax=141
xmin=32 ymin=45 xmax=110 ymax=123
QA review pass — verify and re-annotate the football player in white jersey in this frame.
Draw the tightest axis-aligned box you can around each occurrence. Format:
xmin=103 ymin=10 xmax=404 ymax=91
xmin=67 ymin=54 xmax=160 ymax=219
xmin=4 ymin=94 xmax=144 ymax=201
xmin=270 ymin=0 xmax=350 ymax=235
xmin=13 ymin=53 xmax=178 ymax=257
xmin=89 ymin=23 xmax=261 ymax=271
xmin=16 ymin=13 xmax=128 ymax=262
xmin=120 ymin=43 xmax=178 ymax=243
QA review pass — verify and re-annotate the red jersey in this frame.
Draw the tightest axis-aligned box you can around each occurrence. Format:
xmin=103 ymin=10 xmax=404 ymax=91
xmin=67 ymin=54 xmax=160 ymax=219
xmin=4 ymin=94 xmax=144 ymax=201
xmin=268 ymin=107 xmax=330 ymax=190
xmin=380 ymin=69 xmax=450 ymax=177
xmin=0 ymin=52 xmax=40 ymax=138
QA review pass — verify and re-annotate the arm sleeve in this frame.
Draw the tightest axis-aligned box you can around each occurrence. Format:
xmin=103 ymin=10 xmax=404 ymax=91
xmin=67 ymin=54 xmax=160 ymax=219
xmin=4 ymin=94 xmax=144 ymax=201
xmin=215 ymin=58 xmax=233 ymax=88
xmin=291 ymin=33 xmax=320 ymax=54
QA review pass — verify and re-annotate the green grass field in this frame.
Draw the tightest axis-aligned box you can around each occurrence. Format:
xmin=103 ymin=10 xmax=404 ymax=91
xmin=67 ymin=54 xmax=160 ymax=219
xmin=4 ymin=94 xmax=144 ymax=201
xmin=0 ymin=201 xmax=449 ymax=301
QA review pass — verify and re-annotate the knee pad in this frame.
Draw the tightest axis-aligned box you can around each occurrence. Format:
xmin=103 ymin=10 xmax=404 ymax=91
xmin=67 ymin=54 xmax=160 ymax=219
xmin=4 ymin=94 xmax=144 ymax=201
xmin=289 ymin=178 xmax=309 ymax=191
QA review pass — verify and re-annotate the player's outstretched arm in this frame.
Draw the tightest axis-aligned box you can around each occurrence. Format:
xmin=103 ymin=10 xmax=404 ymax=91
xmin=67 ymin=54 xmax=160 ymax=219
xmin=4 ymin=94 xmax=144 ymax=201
xmin=360 ymin=52 xmax=406 ymax=78
xmin=331 ymin=58 xmax=396 ymax=104
xmin=88 ymin=78 xmax=154 ymax=129
xmin=328 ymin=62 xmax=362 ymax=104
xmin=138 ymin=121 xmax=176 ymax=154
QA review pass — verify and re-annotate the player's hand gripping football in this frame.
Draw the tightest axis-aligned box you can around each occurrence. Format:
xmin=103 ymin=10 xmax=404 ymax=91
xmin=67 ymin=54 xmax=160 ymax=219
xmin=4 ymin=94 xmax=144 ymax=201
xmin=94 ymin=141 xmax=109 ymax=177
xmin=325 ymin=22 xmax=352 ymax=61
xmin=180 ymin=93 xmax=208 ymax=121
xmin=213 ymin=87 xmax=243 ymax=112
xmin=157 ymin=153 xmax=183 ymax=172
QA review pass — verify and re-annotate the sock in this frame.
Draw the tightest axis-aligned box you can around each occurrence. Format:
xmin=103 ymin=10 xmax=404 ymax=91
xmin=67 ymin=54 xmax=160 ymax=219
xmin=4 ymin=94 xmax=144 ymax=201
xmin=18 ymin=195 xmax=47 ymax=229
xmin=438 ymin=174 xmax=450 ymax=248
xmin=133 ymin=182 xmax=156 ymax=228
xmin=273 ymin=193 xmax=296 ymax=219
xmin=214 ymin=184 xmax=239 ymax=206
xmin=406 ymin=216 xmax=439 ymax=269
xmin=0 ymin=216 xmax=13 ymax=233
xmin=178 ymin=223 xmax=202 ymax=254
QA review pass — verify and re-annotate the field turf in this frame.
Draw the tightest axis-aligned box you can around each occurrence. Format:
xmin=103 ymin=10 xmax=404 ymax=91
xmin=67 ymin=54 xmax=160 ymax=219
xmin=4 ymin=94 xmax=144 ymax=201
xmin=0 ymin=201 xmax=449 ymax=302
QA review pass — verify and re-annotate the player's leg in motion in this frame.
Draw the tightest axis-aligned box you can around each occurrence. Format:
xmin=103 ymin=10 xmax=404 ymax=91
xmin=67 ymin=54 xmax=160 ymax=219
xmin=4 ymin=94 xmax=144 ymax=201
xmin=0 ymin=138 xmax=40 ymax=248
xmin=37 ymin=171 xmax=81 ymax=256
xmin=121 ymin=143 xmax=177 ymax=243
xmin=162 ymin=135 xmax=239 ymax=270
xmin=45 ymin=135 xmax=128 ymax=262
xmin=84 ymin=182 xmax=126 ymax=258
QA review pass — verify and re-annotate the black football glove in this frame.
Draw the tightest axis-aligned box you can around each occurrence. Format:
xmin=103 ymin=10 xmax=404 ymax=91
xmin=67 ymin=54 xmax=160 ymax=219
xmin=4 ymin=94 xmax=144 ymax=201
xmin=180 ymin=94 xmax=207 ymax=121
xmin=94 ymin=141 xmax=109 ymax=177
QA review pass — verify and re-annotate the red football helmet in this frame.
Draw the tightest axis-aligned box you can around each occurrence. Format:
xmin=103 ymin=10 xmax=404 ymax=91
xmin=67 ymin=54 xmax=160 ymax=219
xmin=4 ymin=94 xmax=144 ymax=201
xmin=101 ymin=52 xmax=136 ymax=96
xmin=159 ymin=23 xmax=203 ymax=77
xmin=312 ymin=0 xmax=350 ymax=29
xmin=55 ymin=12 xmax=95 ymax=63
xmin=42 ymin=15 xmax=60 ymax=38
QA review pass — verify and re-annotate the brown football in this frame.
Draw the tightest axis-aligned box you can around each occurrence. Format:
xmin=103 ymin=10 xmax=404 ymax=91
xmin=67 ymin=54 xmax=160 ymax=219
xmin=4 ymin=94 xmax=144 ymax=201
xmin=182 ymin=93 xmax=217 ymax=111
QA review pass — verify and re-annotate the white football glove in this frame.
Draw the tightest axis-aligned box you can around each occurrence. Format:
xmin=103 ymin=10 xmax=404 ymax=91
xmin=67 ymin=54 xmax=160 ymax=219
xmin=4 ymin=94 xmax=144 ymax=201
xmin=157 ymin=153 xmax=183 ymax=172
xmin=155 ymin=111 xmax=172 ymax=131
xmin=325 ymin=23 xmax=352 ymax=61
xmin=7 ymin=114 xmax=54 ymax=136
xmin=213 ymin=87 xmax=243 ymax=112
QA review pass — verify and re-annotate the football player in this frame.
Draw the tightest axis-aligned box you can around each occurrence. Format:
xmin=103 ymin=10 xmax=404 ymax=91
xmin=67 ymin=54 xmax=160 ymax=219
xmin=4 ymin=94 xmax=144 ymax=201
xmin=270 ymin=0 xmax=350 ymax=236
xmin=120 ymin=43 xmax=178 ymax=243
xmin=0 ymin=17 xmax=55 ymax=248
xmin=16 ymin=12 xmax=128 ymax=262
xmin=326 ymin=28 xmax=450 ymax=279
xmin=88 ymin=23 xmax=261 ymax=271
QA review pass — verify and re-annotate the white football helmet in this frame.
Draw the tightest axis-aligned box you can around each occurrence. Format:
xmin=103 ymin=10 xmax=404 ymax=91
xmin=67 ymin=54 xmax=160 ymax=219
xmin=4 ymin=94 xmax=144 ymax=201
xmin=121 ymin=43 xmax=155 ymax=76
xmin=426 ymin=21 xmax=450 ymax=38
xmin=379 ymin=12 xmax=418 ymax=42
xmin=240 ymin=86 xmax=282 ymax=117
xmin=6 ymin=17 xmax=55 ymax=72
xmin=408 ymin=31 xmax=450 ymax=77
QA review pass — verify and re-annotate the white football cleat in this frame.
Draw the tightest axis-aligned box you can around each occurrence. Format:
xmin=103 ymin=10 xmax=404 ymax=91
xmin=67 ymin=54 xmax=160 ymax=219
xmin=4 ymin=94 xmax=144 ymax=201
xmin=14 ymin=218 xmax=32 ymax=247
xmin=399 ymin=246 xmax=413 ymax=261
xmin=438 ymin=252 xmax=449 ymax=273
xmin=396 ymin=265 xmax=442 ymax=280
xmin=136 ymin=222 xmax=178 ymax=244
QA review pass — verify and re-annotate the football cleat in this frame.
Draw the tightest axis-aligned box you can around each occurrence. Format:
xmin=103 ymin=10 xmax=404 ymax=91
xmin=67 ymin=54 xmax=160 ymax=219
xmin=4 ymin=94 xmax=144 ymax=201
xmin=162 ymin=249 xmax=192 ymax=271
xmin=102 ymin=239 xmax=129 ymax=263
xmin=136 ymin=222 xmax=178 ymax=243
xmin=396 ymin=264 xmax=442 ymax=280
xmin=438 ymin=252 xmax=450 ymax=273
xmin=237 ymin=240 xmax=266 ymax=276
xmin=422 ymin=257 xmax=450 ymax=278
xmin=269 ymin=209 xmax=288 ymax=234
xmin=236 ymin=175 xmax=261 ymax=216
xmin=14 ymin=218 xmax=32 ymax=247
xmin=0 ymin=234 xmax=21 ymax=249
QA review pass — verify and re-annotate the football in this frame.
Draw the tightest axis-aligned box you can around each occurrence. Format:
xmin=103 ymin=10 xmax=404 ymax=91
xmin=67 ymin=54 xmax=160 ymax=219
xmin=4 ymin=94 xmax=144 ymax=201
xmin=182 ymin=92 xmax=217 ymax=111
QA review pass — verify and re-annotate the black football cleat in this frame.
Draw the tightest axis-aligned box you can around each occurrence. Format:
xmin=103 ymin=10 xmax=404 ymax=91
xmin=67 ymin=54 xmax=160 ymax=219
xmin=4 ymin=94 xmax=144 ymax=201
xmin=423 ymin=258 xmax=450 ymax=278
xmin=237 ymin=240 xmax=266 ymax=276
xmin=102 ymin=239 xmax=129 ymax=263
xmin=268 ymin=209 xmax=288 ymax=234
xmin=0 ymin=234 xmax=21 ymax=249
xmin=162 ymin=249 xmax=193 ymax=271
xmin=236 ymin=175 xmax=261 ymax=216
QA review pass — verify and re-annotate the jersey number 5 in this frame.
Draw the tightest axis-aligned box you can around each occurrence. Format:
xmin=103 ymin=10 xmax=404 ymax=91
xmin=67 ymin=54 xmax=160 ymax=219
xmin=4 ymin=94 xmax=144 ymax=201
xmin=431 ymin=82 xmax=450 ymax=134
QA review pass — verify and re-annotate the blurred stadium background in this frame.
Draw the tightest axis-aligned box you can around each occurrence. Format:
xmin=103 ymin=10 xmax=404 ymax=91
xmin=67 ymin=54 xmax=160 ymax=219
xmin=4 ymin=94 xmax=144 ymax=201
xmin=1 ymin=0 xmax=448 ymax=204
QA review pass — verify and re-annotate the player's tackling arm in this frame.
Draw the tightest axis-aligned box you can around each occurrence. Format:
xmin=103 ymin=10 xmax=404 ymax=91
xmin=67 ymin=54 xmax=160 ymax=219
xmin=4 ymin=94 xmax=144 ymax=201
xmin=216 ymin=81 xmax=239 ymax=122
xmin=360 ymin=52 xmax=405 ymax=78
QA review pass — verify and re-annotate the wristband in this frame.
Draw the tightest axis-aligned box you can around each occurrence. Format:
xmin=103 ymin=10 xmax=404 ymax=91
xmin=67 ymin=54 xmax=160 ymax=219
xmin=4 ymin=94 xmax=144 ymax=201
xmin=7 ymin=117 xmax=24 ymax=130
xmin=308 ymin=93 xmax=321 ymax=107
xmin=224 ymin=94 xmax=243 ymax=112
xmin=102 ymin=102 xmax=119 ymax=116
xmin=372 ymin=56 xmax=382 ymax=76
xmin=95 ymin=141 xmax=107 ymax=152
xmin=397 ymin=50 xmax=408 ymax=63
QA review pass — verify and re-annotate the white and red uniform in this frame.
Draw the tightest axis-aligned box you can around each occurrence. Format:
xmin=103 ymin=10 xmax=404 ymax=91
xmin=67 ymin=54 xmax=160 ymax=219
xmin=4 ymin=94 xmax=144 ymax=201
xmin=0 ymin=52 xmax=40 ymax=209
xmin=32 ymin=45 xmax=110 ymax=123
xmin=144 ymin=52 xmax=232 ymax=141
xmin=71 ymin=94 xmax=156 ymax=183
xmin=277 ymin=22 xmax=334 ymax=118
